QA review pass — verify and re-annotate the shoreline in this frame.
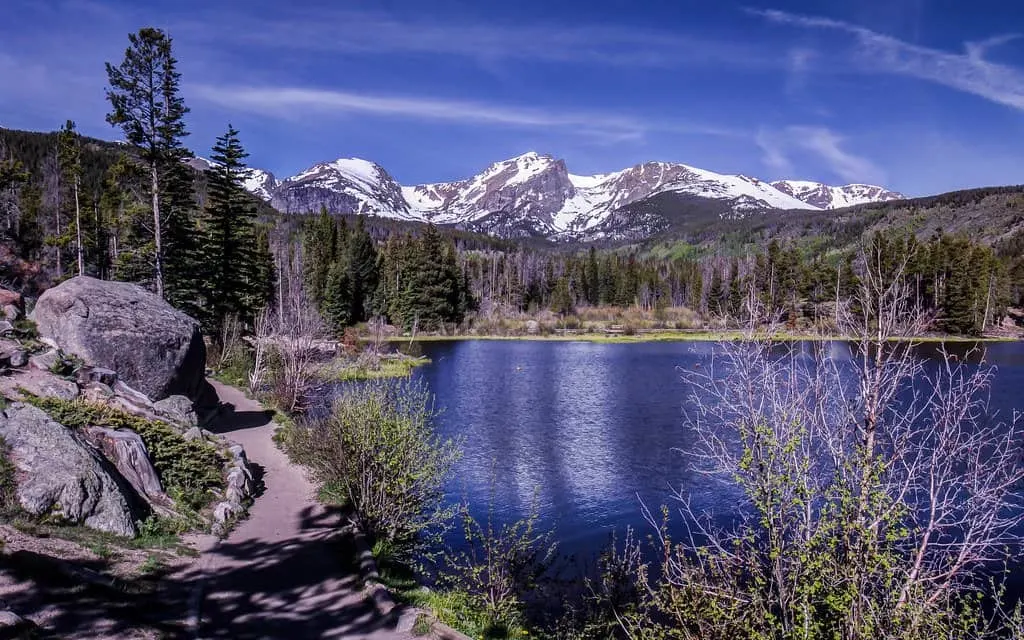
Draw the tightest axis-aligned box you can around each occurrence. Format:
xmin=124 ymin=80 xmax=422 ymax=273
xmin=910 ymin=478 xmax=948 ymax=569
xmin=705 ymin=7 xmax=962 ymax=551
xmin=386 ymin=332 xmax=1020 ymax=345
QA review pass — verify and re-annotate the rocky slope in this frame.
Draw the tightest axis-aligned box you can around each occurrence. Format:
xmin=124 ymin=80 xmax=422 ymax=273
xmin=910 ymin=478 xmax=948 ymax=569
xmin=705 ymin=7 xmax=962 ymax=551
xmin=242 ymin=152 xmax=906 ymax=240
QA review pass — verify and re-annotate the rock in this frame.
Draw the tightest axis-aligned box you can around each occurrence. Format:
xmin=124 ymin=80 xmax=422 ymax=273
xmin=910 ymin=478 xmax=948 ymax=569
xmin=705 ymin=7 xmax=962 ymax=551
xmin=0 ymin=288 xmax=22 ymax=323
xmin=525 ymin=320 xmax=540 ymax=335
xmin=28 ymin=348 xmax=59 ymax=372
xmin=82 ymin=382 xmax=115 ymax=404
xmin=0 ymin=369 xmax=79 ymax=402
xmin=183 ymin=427 xmax=204 ymax=442
xmin=0 ymin=608 xmax=35 ymax=634
xmin=153 ymin=394 xmax=198 ymax=428
xmin=75 ymin=366 xmax=118 ymax=387
xmin=0 ymin=320 xmax=12 ymax=336
xmin=0 ymin=340 xmax=25 ymax=368
xmin=30 ymin=276 xmax=207 ymax=401
xmin=0 ymin=404 xmax=140 ymax=537
xmin=84 ymin=427 xmax=169 ymax=509
xmin=0 ymin=288 xmax=22 ymax=311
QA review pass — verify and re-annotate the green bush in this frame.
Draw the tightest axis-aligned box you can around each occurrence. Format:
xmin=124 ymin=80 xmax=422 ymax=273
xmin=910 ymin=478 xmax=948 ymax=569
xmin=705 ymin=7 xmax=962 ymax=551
xmin=284 ymin=380 xmax=460 ymax=558
xmin=25 ymin=396 xmax=224 ymax=510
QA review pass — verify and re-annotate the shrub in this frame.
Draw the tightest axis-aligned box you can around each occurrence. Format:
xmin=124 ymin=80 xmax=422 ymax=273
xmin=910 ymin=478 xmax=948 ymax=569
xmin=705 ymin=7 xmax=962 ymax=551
xmin=25 ymin=397 xmax=224 ymax=510
xmin=285 ymin=379 xmax=460 ymax=558
xmin=437 ymin=498 xmax=558 ymax=637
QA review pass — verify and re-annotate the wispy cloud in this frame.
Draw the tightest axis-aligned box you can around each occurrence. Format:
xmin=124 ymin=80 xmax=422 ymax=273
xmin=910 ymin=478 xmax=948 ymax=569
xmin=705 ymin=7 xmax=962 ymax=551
xmin=192 ymin=84 xmax=653 ymax=142
xmin=753 ymin=8 xmax=1024 ymax=111
xmin=788 ymin=126 xmax=886 ymax=184
xmin=174 ymin=9 xmax=769 ymax=69
xmin=755 ymin=125 xmax=885 ymax=184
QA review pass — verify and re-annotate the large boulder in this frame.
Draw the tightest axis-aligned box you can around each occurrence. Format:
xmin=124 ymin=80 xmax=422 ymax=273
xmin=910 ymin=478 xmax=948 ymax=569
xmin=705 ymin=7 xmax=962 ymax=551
xmin=30 ymin=276 xmax=207 ymax=401
xmin=0 ymin=404 xmax=141 ymax=537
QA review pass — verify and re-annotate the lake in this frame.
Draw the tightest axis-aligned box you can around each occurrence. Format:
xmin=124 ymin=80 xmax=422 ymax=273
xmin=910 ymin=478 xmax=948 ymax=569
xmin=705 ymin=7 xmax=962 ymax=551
xmin=411 ymin=339 xmax=1024 ymax=563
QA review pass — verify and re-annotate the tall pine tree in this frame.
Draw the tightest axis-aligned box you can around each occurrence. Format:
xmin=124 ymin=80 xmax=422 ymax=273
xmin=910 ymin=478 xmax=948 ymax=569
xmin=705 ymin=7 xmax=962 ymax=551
xmin=105 ymin=27 xmax=190 ymax=299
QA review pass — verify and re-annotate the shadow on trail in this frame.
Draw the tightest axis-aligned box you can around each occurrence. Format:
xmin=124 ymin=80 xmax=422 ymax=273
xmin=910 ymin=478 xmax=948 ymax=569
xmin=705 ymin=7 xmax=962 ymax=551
xmin=0 ymin=546 xmax=190 ymax=638
xmin=198 ymin=504 xmax=401 ymax=639
xmin=206 ymin=402 xmax=277 ymax=435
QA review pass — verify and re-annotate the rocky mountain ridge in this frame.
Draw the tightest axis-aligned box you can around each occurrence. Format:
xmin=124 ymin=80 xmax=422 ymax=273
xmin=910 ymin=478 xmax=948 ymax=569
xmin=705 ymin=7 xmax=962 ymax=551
xmin=239 ymin=152 xmax=906 ymax=240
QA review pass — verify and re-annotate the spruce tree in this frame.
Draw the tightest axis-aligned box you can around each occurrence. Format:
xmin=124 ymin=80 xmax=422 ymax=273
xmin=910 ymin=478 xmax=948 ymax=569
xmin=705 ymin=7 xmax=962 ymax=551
xmin=346 ymin=215 xmax=378 ymax=323
xmin=201 ymin=125 xmax=261 ymax=334
xmin=105 ymin=27 xmax=190 ymax=299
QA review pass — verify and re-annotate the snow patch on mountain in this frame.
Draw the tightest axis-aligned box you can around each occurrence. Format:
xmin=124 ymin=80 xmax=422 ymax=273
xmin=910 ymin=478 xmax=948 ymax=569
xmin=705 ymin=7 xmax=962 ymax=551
xmin=242 ymin=152 xmax=906 ymax=240
xmin=771 ymin=180 xmax=906 ymax=210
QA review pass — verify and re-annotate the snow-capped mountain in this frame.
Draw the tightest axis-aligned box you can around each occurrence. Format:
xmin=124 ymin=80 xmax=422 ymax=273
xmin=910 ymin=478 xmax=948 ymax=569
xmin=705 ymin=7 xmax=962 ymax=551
xmin=242 ymin=152 xmax=905 ymax=241
xmin=243 ymin=168 xmax=279 ymax=202
xmin=270 ymin=158 xmax=414 ymax=219
xmin=770 ymin=180 xmax=906 ymax=210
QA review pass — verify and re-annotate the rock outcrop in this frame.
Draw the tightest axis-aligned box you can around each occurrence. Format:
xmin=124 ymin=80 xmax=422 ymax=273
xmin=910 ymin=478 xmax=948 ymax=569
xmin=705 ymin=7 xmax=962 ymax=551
xmin=83 ymin=427 xmax=170 ymax=512
xmin=30 ymin=276 xmax=207 ymax=401
xmin=0 ymin=404 xmax=141 ymax=537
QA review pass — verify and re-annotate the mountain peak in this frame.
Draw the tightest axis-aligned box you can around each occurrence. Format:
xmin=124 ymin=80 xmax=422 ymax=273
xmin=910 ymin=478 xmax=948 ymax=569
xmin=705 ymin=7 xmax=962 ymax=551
xmin=771 ymin=180 xmax=906 ymax=210
xmin=244 ymin=153 xmax=907 ymax=240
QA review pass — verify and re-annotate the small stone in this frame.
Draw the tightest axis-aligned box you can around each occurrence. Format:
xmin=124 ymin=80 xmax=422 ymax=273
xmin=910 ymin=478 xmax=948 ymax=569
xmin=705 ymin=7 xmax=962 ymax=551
xmin=1 ymin=305 xmax=18 ymax=322
xmin=82 ymin=382 xmax=115 ymax=404
xmin=29 ymin=349 xmax=59 ymax=372
xmin=0 ymin=320 xmax=12 ymax=336
xmin=183 ymin=427 xmax=204 ymax=442
xmin=75 ymin=366 xmax=118 ymax=387
xmin=8 ymin=350 xmax=27 ymax=368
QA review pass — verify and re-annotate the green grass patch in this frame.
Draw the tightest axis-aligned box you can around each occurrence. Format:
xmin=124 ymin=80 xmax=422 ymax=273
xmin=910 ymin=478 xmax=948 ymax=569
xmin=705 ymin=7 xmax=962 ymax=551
xmin=0 ymin=436 xmax=18 ymax=518
xmin=323 ymin=357 xmax=431 ymax=381
xmin=401 ymin=588 xmax=528 ymax=640
xmin=24 ymin=396 xmax=225 ymax=511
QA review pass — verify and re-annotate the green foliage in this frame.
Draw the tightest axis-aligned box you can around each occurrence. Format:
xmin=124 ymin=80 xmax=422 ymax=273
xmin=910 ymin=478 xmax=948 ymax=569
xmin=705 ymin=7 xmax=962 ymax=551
xmin=198 ymin=125 xmax=272 ymax=336
xmin=0 ymin=436 xmax=20 ymax=517
xmin=284 ymin=379 xmax=460 ymax=558
xmin=436 ymin=497 xmax=557 ymax=638
xmin=25 ymin=396 xmax=224 ymax=510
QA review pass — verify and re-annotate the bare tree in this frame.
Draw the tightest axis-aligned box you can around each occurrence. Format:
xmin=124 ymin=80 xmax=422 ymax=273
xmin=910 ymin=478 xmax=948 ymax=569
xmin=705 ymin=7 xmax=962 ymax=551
xmin=628 ymin=243 xmax=1024 ymax=639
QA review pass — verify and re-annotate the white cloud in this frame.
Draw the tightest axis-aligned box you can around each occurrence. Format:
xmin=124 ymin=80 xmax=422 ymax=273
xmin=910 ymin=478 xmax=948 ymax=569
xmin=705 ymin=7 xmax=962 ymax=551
xmin=753 ymin=9 xmax=1024 ymax=112
xmin=789 ymin=126 xmax=886 ymax=184
xmin=755 ymin=128 xmax=793 ymax=174
xmin=175 ymin=10 xmax=768 ymax=70
xmin=191 ymin=84 xmax=652 ymax=142
xmin=755 ymin=125 xmax=885 ymax=185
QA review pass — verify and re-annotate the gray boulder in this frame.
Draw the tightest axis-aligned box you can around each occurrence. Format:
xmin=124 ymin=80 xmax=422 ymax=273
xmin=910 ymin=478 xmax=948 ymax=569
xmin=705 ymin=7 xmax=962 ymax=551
xmin=153 ymin=394 xmax=198 ymax=428
xmin=30 ymin=276 xmax=207 ymax=401
xmin=0 ymin=404 xmax=140 ymax=537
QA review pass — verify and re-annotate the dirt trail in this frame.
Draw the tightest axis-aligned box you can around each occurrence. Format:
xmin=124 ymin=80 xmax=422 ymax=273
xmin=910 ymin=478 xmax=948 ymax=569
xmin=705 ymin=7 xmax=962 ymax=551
xmin=190 ymin=381 xmax=415 ymax=639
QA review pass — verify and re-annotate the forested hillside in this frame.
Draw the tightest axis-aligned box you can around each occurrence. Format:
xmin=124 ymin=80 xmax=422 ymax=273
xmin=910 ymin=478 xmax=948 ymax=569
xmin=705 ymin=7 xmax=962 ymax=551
xmin=1 ymin=25 xmax=1022 ymax=339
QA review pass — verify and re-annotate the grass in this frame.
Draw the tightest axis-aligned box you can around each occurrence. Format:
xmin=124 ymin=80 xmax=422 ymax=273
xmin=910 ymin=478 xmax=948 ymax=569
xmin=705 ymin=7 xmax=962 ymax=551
xmin=12 ymin=516 xmax=199 ymax=556
xmin=329 ymin=357 xmax=430 ymax=381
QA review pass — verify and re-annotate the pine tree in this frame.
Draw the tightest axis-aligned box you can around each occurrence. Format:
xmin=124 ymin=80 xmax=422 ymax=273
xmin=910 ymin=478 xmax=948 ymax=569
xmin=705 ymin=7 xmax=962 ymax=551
xmin=56 ymin=120 xmax=86 ymax=277
xmin=303 ymin=207 xmax=337 ymax=304
xmin=201 ymin=125 xmax=261 ymax=334
xmin=105 ymin=27 xmax=190 ymax=299
xmin=586 ymin=246 xmax=600 ymax=306
xmin=346 ymin=216 xmax=378 ymax=323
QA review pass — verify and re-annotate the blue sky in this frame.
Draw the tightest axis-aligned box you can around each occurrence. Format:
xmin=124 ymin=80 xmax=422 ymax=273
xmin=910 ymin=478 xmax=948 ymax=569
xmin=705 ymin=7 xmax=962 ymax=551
xmin=1 ymin=0 xmax=1023 ymax=195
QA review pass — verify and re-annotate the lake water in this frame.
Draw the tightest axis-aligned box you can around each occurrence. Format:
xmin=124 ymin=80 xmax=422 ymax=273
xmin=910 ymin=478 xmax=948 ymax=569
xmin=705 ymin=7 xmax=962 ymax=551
xmin=411 ymin=340 xmax=1024 ymax=563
